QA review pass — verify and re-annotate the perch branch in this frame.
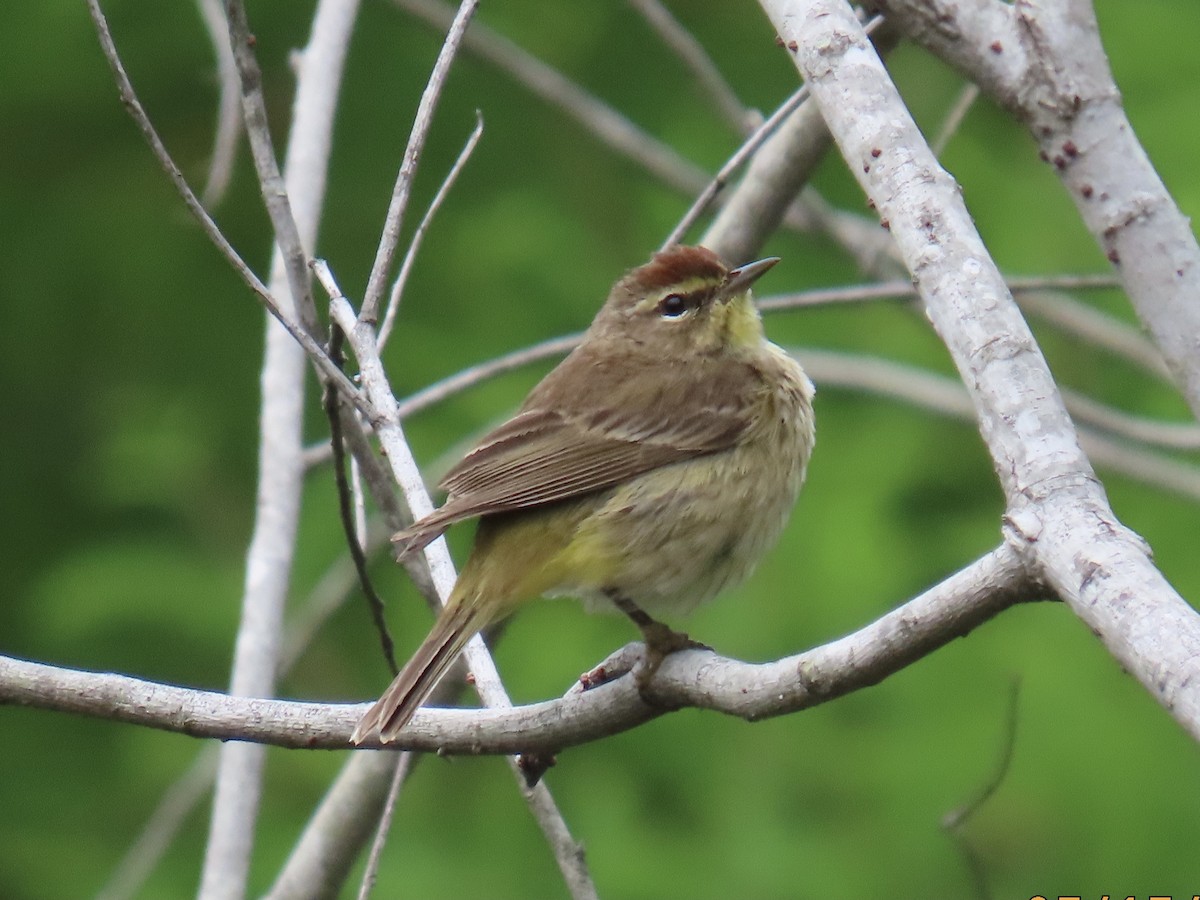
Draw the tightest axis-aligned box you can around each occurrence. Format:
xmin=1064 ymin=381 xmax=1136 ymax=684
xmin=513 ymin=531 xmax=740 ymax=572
xmin=0 ymin=543 xmax=1033 ymax=752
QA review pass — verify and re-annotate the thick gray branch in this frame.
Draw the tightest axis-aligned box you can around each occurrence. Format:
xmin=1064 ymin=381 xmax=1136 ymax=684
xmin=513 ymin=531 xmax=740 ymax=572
xmin=867 ymin=0 xmax=1200 ymax=421
xmin=761 ymin=0 xmax=1200 ymax=741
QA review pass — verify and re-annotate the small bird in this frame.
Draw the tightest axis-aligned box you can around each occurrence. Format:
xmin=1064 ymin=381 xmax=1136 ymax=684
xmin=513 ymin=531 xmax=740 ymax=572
xmin=351 ymin=245 xmax=815 ymax=745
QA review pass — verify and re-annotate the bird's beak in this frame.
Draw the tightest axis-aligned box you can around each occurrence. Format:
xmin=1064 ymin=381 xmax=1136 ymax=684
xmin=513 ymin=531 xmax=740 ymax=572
xmin=718 ymin=256 xmax=780 ymax=301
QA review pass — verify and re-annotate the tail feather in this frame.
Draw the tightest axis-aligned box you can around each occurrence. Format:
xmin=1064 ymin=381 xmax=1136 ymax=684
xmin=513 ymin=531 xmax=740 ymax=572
xmin=390 ymin=512 xmax=452 ymax=560
xmin=351 ymin=602 xmax=483 ymax=744
xmin=394 ymin=492 xmax=486 ymax=560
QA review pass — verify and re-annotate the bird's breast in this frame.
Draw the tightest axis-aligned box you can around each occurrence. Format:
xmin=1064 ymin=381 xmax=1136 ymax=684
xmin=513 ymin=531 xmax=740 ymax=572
xmin=555 ymin=342 xmax=815 ymax=618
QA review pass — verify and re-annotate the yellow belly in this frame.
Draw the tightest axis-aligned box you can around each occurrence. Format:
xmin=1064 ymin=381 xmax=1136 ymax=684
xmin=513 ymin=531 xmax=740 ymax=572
xmin=453 ymin=344 xmax=814 ymax=621
xmin=545 ymin=343 xmax=814 ymax=617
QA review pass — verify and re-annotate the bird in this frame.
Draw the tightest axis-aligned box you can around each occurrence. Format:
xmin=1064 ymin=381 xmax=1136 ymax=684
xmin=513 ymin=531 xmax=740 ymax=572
xmin=351 ymin=244 xmax=815 ymax=745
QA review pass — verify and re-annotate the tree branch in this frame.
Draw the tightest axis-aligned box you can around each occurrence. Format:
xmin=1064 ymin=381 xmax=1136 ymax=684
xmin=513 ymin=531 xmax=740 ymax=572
xmin=627 ymin=0 xmax=754 ymax=134
xmin=359 ymin=0 xmax=479 ymax=324
xmin=84 ymin=0 xmax=363 ymax=408
xmin=763 ymin=0 xmax=1200 ymax=742
xmin=195 ymin=0 xmax=243 ymax=205
xmin=866 ymin=0 xmax=1200 ymax=421
xmin=0 ymin=543 xmax=1032 ymax=753
xmin=200 ymin=2 xmax=359 ymax=897
xmin=317 ymin=264 xmax=596 ymax=899
xmin=661 ymin=85 xmax=810 ymax=249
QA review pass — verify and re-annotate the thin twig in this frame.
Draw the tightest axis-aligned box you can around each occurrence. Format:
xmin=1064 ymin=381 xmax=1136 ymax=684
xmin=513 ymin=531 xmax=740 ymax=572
xmin=941 ymin=678 xmax=1020 ymax=900
xmin=1017 ymin=289 xmax=1169 ymax=379
xmin=327 ymin=332 xmax=399 ymax=676
xmin=201 ymin=2 xmax=361 ymax=897
xmin=195 ymin=0 xmax=243 ymax=205
xmin=356 ymin=755 xmax=417 ymax=900
xmin=794 ymin=348 xmax=1200 ymax=499
xmin=316 ymin=261 xmax=597 ymax=898
xmin=223 ymin=0 xmax=320 ymax=336
xmin=393 ymin=0 xmax=711 ymax=197
xmin=96 ymin=747 xmax=221 ymax=900
xmin=660 ymin=84 xmax=809 ymax=249
xmin=930 ymin=81 xmax=980 ymax=158
xmin=397 ymin=333 xmax=582 ymax=418
xmin=378 ymin=111 xmax=485 ymax=349
xmin=627 ymin=0 xmax=754 ymax=134
xmin=757 ymin=272 xmax=1122 ymax=311
xmin=1059 ymin=388 xmax=1200 ymax=451
xmin=85 ymin=0 xmax=363 ymax=408
xmin=359 ymin=0 xmax=480 ymax=324
xmin=943 ymin=679 xmax=1020 ymax=831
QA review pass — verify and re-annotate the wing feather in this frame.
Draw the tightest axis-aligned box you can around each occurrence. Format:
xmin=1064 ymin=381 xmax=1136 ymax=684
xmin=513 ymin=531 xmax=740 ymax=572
xmin=392 ymin=343 xmax=761 ymax=556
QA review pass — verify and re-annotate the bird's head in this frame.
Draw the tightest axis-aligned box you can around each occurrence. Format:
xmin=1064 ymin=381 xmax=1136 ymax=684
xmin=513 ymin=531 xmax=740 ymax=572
xmin=591 ymin=245 xmax=779 ymax=357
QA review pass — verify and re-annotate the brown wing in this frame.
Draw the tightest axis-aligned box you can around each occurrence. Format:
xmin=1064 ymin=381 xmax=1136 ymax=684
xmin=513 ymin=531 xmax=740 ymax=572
xmin=392 ymin=343 xmax=757 ymax=556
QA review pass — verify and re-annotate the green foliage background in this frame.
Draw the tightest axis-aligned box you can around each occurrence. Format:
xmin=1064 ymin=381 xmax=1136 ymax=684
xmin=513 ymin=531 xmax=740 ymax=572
xmin=3 ymin=1 xmax=1199 ymax=897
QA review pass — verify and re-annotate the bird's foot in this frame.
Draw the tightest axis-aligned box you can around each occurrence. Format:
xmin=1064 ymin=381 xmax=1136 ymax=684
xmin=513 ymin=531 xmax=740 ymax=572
xmin=634 ymin=621 xmax=710 ymax=691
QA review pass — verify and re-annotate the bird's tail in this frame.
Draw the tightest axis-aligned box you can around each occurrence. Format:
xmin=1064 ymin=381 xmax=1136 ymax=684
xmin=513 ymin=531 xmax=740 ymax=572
xmin=390 ymin=512 xmax=451 ymax=560
xmin=350 ymin=600 xmax=485 ymax=745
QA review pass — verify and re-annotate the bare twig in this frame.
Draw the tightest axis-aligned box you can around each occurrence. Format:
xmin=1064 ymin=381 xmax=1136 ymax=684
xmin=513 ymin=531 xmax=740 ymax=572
xmin=757 ymin=273 xmax=1121 ymax=311
xmin=200 ymin=2 xmax=360 ymax=897
xmin=941 ymin=678 xmax=1021 ymax=900
xmin=790 ymin=348 xmax=1200 ymax=499
xmin=315 ymin=262 xmax=597 ymax=899
xmin=627 ymin=0 xmax=754 ymax=134
xmin=195 ymin=0 xmax=243 ymax=205
xmin=1017 ymin=289 xmax=1169 ymax=379
xmin=378 ymin=112 xmax=485 ymax=348
xmin=359 ymin=0 xmax=479 ymax=324
xmin=223 ymin=0 xmax=320 ymax=337
xmin=661 ymin=84 xmax=810 ymax=249
xmin=84 ymin=0 xmax=362 ymax=407
xmin=396 ymin=333 xmax=581 ymax=418
xmin=355 ymin=755 xmax=417 ymax=900
xmin=1059 ymin=388 xmax=1200 ymax=451
xmin=393 ymin=0 xmax=711 ymax=197
xmin=930 ymin=81 xmax=980 ymax=158
xmin=943 ymin=679 xmax=1021 ymax=831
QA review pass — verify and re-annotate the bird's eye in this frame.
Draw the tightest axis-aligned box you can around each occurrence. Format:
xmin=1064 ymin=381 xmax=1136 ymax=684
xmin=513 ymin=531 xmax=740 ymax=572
xmin=658 ymin=293 xmax=688 ymax=318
